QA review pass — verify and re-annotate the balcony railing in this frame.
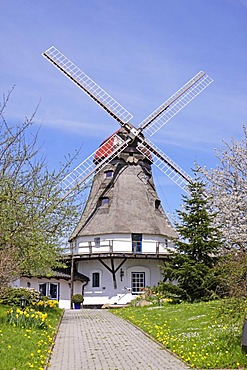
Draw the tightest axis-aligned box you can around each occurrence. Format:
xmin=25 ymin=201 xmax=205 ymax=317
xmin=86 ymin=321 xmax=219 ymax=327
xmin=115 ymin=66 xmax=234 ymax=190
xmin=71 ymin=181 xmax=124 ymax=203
xmin=68 ymin=239 xmax=172 ymax=256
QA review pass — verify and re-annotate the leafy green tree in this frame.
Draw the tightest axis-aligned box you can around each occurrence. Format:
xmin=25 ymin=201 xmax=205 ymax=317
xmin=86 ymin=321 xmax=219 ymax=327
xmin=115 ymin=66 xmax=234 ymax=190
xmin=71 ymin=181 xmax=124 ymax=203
xmin=0 ymin=89 xmax=82 ymax=287
xmin=161 ymin=173 xmax=223 ymax=302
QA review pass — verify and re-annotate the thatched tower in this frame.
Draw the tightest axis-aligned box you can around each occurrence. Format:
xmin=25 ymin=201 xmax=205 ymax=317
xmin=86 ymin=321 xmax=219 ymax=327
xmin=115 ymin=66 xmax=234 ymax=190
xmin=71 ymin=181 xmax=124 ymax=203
xmin=70 ymin=132 xmax=176 ymax=240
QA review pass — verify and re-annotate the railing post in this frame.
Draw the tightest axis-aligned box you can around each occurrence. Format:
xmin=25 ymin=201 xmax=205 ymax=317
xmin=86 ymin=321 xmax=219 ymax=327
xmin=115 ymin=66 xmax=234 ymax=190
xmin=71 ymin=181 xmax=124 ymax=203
xmin=156 ymin=242 xmax=159 ymax=255
xmin=88 ymin=241 xmax=92 ymax=254
xmin=109 ymin=240 xmax=113 ymax=253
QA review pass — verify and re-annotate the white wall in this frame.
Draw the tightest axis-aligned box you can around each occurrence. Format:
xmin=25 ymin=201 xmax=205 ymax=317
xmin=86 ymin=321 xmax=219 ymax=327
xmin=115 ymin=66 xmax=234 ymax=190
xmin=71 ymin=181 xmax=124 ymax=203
xmin=77 ymin=257 xmax=163 ymax=305
xmin=19 ymin=277 xmax=84 ymax=309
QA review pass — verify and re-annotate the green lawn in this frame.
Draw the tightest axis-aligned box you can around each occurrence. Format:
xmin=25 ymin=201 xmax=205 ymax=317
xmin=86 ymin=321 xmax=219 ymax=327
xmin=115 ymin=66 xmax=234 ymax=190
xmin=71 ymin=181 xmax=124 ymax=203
xmin=0 ymin=304 xmax=63 ymax=370
xmin=112 ymin=300 xmax=247 ymax=369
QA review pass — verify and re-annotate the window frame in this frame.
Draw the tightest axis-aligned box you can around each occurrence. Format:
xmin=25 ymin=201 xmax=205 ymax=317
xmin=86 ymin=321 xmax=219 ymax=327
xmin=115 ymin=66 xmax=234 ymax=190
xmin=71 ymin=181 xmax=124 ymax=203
xmin=38 ymin=282 xmax=59 ymax=300
xmin=104 ymin=170 xmax=113 ymax=179
xmin=94 ymin=237 xmax=100 ymax=247
xmin=132 ymin=233 xmax=142 ymax=253
xmin=92 ymin=272 xmax=100 ymax=288
xmin=131 ymin=272 xmax=145 ymax=295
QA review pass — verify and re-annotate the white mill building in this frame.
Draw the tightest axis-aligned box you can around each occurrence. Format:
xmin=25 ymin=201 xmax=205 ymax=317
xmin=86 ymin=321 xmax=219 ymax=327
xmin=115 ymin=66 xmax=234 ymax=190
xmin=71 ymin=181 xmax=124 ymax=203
xmin=20 ymin=46 xmax=212 ymax=308
xmin=69 ymin=133 xmax=177 ymax=307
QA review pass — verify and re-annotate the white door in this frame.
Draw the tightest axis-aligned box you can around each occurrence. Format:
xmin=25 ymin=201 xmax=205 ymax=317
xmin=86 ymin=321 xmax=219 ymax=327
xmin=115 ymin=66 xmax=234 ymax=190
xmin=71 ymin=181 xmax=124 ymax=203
xmin=131 ymin=272 xmax=145 ymax=294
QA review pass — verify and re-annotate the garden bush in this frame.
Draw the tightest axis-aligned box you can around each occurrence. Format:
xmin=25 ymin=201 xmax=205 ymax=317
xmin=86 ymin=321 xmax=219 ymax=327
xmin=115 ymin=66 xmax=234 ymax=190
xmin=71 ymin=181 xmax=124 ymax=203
xmin=0 ymin=287 xmax=40 ymax=306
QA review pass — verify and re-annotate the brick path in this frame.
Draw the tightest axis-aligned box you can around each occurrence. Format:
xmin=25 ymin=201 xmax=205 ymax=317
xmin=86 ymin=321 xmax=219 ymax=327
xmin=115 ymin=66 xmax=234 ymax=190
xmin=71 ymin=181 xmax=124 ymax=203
xmin=48 ymin=309 xmax=189 ymax=370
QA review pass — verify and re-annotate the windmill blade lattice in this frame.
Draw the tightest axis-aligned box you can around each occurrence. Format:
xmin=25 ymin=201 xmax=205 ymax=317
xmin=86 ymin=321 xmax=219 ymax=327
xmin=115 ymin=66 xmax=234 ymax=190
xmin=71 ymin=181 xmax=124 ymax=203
xmin=43 ymin=46 xmax=133 ymax=126
xmin=139 ymin=71 xmax=213 ymax=137
xmin=57 ymin=133 xmax=131 ymax=199
xmin=137 ymin=138 xmax=193 ymax=193
xmin=42 ymin=46 xmax=213 ymax=198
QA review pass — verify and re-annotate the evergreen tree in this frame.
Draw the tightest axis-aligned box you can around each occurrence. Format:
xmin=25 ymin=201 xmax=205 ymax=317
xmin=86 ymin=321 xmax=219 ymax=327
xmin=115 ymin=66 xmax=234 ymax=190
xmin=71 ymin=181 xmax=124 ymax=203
xmin=161 ymin=173 xmax=222 ymax=302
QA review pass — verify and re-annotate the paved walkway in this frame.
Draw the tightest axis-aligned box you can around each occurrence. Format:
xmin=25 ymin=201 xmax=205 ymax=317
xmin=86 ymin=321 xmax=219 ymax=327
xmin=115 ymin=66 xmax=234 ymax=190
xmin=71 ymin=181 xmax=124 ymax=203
xmin=48 ymin=309 xmax=189 ymax=370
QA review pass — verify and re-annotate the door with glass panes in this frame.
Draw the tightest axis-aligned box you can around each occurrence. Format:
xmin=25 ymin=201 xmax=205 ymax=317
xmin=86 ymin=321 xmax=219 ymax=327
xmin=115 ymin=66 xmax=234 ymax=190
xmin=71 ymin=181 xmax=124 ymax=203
xmin=131 ymin=272 xmax=145 ymax=294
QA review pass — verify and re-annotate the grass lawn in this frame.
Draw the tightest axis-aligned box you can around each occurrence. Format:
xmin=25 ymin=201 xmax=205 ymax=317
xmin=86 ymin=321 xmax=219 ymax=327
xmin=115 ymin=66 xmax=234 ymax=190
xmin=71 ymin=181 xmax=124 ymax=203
xmin=112 ymin=299 xmax=247 ymax=369
xmin=0 ymin=304 xmax=63 ymax=370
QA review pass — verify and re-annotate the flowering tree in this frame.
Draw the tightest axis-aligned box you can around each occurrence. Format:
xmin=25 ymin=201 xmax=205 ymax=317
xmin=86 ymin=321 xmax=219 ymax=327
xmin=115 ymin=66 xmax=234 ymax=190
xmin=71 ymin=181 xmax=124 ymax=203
xmin=199 ymin=127 xmax=247 ymax=297
xmin=0 ymin=90 xmax=82 ymax=287
xmin=201 ymin=126 xmax=247 ymax=251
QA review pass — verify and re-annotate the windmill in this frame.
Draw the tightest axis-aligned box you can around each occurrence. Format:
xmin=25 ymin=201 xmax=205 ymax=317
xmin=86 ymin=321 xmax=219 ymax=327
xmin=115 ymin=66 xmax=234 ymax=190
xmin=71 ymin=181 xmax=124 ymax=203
xmin=43 ymin=46 xmax=213 ymax=306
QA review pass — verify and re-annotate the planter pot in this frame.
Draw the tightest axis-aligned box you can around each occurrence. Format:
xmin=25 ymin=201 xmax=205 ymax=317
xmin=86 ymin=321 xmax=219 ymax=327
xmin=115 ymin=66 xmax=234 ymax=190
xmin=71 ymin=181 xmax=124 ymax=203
xmin=74 ymin=302 xmax=81 ymax=309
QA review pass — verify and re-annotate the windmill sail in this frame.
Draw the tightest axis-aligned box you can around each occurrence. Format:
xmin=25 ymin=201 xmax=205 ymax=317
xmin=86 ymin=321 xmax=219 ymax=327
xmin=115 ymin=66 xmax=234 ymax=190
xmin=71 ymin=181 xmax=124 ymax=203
xmin=139 ymin=71 xmax=213 ymax=137
xmin=43 ymin=46 xmax=212 ymax=196
xmin=43 ymin=46 xmax=133 ymax=126
xmin=137 ymin=138 xmax=192 ymax=192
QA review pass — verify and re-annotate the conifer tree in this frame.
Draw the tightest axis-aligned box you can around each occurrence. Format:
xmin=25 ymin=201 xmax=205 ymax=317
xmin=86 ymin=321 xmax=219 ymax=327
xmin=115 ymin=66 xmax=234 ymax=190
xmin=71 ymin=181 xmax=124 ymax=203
xmin=161 ymin=173 xmax=222 ymax=302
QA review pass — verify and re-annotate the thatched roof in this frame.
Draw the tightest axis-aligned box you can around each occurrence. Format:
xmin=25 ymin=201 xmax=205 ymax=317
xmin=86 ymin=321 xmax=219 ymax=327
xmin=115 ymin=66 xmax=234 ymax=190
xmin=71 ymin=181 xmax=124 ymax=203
xmin=70 ymin=154 xmax=177 ymax=240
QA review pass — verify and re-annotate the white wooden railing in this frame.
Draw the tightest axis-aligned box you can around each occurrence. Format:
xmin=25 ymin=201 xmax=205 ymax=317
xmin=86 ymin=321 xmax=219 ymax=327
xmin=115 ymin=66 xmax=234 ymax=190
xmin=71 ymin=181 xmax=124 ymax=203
xmin=68 ymin=239 xmax=173 ymax=256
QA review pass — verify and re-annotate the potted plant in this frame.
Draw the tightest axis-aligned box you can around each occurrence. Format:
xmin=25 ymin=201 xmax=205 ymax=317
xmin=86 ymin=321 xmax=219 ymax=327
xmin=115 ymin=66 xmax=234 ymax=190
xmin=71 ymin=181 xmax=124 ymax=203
xmin=72 ymin=294 xmax=83 ymax=309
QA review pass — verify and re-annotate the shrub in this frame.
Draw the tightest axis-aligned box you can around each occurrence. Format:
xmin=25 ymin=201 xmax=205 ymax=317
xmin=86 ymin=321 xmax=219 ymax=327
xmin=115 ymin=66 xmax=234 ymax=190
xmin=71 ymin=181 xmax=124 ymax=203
xmin=72 ymin=294 xmax=83 ymax=303
xmin=0 ymin=287 xmax=40 ymax=306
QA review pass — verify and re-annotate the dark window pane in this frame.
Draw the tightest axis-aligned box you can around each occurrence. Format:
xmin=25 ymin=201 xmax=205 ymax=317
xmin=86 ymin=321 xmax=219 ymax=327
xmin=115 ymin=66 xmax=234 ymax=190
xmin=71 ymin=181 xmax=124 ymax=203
xmin=105 ymin=171 xmax=113 ymax=178
xmin=92 ymin=272 xmax=100 ymax=287
xmin=101 ymin=197 xmax=109 ymax=205
xmin=50 ymin=283 xmax=58 ymax=299
xmin=39 ymin=283 xmax=47 ymax=296
xmin=132 ymin=233 xmax=142 ymax=253
xmin=94 ymin=237 xmax=100 ymax=247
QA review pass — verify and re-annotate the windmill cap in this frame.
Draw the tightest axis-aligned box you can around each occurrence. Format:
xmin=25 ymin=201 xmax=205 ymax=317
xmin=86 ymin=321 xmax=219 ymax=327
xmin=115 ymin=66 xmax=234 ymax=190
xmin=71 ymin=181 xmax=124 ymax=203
xmin=94 ymin=130 xmax=152 ymax=161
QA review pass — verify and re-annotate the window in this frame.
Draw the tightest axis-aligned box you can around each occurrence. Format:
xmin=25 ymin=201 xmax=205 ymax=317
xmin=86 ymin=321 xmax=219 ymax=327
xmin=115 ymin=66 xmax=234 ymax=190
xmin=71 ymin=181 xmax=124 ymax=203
xmin=92 ymin=272 xmax=100 ymax=288
xmin=101 ymin=197 xmax=109 ymax=205
xmin=49 ymin=283 xmax=58 ymax=299
xmin=132 ymin=233 xmax=142 ymax=253
xmin=94 ymin=237 xmax=100 ymax=247
xmin=97 ymin=197 xmax=109 ymax=207
xmin=105 ymin=170 xmax=113 ymax=178
xmin=39 ymin=283 xmax=47 ymax=297
xmin=155 ymin=199 xmax=161 ymax=209
xmin=39 ymin=283 xmax=59 ymax=300
xmin=131 ymin=272 xmax=145 ymax=294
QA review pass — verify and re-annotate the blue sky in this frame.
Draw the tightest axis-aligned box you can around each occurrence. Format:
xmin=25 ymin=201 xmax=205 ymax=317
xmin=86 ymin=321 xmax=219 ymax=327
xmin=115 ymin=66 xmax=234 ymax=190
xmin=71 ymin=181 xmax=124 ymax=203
xmin=0 ymin=0 xmax=246 ymax=219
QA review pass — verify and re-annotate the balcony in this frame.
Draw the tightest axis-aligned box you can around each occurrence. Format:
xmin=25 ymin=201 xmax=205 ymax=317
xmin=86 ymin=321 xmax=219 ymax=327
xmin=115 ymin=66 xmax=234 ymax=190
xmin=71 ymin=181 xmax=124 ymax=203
xmin=66 ymin=239 xmax=173 ymax=259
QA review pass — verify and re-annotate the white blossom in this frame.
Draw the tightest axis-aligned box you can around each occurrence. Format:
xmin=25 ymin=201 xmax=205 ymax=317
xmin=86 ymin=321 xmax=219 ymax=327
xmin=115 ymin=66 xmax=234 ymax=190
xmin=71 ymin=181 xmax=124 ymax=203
xmin=201 ymin=126 xmax=247 ymax=250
